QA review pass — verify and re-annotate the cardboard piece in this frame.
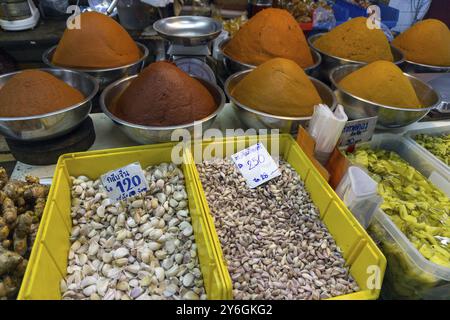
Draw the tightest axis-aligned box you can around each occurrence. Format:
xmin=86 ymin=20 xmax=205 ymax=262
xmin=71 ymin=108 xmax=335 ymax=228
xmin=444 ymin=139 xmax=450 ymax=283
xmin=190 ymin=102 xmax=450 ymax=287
xmin=296 ymin=127 xmax=330 ymax=181
xmin=326 ymin=147 xmax=351 ymax=190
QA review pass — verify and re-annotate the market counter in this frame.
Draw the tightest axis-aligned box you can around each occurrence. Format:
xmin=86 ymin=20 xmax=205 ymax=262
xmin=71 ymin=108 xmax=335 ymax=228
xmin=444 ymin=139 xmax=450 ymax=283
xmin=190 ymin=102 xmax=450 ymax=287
xmin=1 ymin=102 xmax=448 ymax=182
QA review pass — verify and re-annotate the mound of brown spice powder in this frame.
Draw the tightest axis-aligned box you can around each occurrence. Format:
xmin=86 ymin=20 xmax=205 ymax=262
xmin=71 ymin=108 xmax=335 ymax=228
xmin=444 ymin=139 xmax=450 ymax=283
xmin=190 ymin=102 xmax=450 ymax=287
xmin=0 ymin=70 xmax=85 ymax=117
xmin=113 ymin=61 xmax=217 ymax=126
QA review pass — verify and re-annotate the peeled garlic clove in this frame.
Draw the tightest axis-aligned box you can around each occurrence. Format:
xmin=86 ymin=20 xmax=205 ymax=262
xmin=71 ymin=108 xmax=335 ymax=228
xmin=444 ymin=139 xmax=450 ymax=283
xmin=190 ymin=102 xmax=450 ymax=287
xmin=113 ymin=247 xmax=129 ymax=259
xmin=182 ymin=273 xmax=195 ymax=287
xmin=82 ymin=284 xmax=97 ymax=297
xmin=183 ymin=290 xmax=199 ymax=300
xmin=154 ymin=267 xmax=165 ymax=282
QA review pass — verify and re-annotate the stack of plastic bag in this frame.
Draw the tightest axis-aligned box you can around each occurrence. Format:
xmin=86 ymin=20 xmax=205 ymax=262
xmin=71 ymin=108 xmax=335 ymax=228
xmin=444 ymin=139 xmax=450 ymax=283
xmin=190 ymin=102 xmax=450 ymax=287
xmin=308 ymin=104 xmax=348 ymax=165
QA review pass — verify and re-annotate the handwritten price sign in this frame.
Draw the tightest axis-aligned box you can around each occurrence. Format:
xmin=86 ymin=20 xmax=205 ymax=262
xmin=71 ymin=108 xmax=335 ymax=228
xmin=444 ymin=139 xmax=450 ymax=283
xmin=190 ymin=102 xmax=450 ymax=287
xmin=231 ymin=143 xmax=281 ymax=189
xmin=101 ymin=162 xmax=149 ymax=202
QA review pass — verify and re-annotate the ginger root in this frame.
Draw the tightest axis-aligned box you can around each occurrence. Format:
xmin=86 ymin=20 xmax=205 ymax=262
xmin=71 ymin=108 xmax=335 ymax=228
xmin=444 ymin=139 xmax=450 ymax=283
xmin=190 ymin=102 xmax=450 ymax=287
xmin=0 ymin=168 xmax=48 ymax=299
xmin=0 ymin=275 xmax=19 ymax=299
xmin=34 ymin=197 xmax=46 ymax=220
xmin=2 ymin=195 xmax=17 ymax=225
xmin=24 ymin=184 xmax=49 ymax=202
xmin=13 ymin=212 xmax=33 ymax=256
xmin=0 ymin=247 xmax=23 ymax=276
xmin=0 ymin=168 xmax=8 ymax=190
xmin=0 ymin=217 xmax=9 ymax=241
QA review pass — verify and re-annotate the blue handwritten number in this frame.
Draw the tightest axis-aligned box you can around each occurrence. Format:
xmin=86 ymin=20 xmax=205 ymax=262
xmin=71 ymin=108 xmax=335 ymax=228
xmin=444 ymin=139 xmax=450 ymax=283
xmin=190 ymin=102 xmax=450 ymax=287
xmin=116 ymin=181 xmax=125 ymax=193
xmin=247 ymin=154 xmax=265 ymax=171
xmin=122 ymin=177 xmax=132 ymax=192
xmin=132 ymin=175 xmax=141 ymax=188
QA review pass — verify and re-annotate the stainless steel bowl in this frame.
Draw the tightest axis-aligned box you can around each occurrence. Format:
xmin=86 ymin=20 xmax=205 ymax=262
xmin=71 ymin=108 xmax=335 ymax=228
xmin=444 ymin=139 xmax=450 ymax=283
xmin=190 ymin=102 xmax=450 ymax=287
xmin=219 ymin=37 xmax=322 ymax=77
xmin=402 ymin=60 xmax=450 ymax=74
xmin=0 ymin=68 xmax=98 ymax=141
xmin=329 ymin=64 xmax=440 ymax=129
xmin=100 ymin=75 xmax=225 ymax=144
xmin=308 ymin=33 xmax=405 ymax=81
xmin=153 ymin=16 xmax=222 ymax=46
xmin=42 ymin=42 xmax=148 ymax=90
xmin=224 ymin=70 xmax=337 ymax=133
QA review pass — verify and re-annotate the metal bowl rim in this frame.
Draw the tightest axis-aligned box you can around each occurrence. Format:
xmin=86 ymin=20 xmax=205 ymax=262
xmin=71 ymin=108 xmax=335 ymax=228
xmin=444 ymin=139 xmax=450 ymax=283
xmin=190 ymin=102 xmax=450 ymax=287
xmin=329 ymin=64 xmax=440 ymax=112
xmin=100 ymin=75 xmax=226 ymax=131
xmin=308 ymin=33 xmax=405 ymax=65
xmin=224 ymin=69 xmax=337 ymax=121
xmin=153 ymin=16 xmax=223 ymax=41
xmin=42 ymin=42 xmax=149 ymax=73
xmin=0 ymin=68 xmax=98 ymax=121
xmin=403 ymin=59 xmax=450 ymax=71
xmin=219 ymin=37 xmax=322 ymax=71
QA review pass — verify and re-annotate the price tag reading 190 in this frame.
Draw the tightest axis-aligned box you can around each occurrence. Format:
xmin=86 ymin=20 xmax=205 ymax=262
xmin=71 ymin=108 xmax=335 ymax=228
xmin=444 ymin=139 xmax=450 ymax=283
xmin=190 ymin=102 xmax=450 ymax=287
xmin=101 ymin=162 xmax=149 ymax=202
xmin=231 ymin=143 xmax=281 ymax=189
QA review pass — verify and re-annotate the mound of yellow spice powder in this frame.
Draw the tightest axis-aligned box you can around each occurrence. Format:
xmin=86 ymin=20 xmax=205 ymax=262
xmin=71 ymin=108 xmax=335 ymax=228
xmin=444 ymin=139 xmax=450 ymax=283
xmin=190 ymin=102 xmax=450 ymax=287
xmin=392 ymin=19 xmax=450 ymax=67
xmin=313 ymin=17 xmax=393 ymax=63
xmin=224 ymin=8 xmax=314 ymax=68
xmin=231 ymin=58 xmax=322 ymax=117
xmin=339 ymin=61 xmax=421 ymax=109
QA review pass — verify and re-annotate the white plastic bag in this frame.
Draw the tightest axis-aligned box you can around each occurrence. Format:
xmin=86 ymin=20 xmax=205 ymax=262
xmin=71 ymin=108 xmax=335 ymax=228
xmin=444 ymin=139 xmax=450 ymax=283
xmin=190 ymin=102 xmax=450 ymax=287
xmin=308 ymin=104 xmax=348 ymax=165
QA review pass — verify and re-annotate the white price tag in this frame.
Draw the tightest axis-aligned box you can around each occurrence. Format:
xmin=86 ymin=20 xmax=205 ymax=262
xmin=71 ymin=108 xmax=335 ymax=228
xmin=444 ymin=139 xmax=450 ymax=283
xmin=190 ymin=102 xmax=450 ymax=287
xmin=231 ymin=143 xmax=281 ymax=189
xmin=339 ymin=116 xmax=378 ymax=147
xmin=101 ymin=162 xmax=149 ymax=202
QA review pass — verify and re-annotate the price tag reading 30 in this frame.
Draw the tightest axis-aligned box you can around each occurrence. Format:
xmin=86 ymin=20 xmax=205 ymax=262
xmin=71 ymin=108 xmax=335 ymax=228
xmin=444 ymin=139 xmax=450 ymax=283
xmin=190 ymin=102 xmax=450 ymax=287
xmin=101 ymin=162 xmax=149 ymax=202
xmin=231 ymin=143 xmax=281 ymax=189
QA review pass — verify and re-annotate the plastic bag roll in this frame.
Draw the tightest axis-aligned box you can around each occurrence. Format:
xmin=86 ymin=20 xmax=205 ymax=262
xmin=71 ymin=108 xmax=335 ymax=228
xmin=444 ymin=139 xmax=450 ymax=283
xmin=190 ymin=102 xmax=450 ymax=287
xmin=308 ymin=104 xmax=348 ymax=164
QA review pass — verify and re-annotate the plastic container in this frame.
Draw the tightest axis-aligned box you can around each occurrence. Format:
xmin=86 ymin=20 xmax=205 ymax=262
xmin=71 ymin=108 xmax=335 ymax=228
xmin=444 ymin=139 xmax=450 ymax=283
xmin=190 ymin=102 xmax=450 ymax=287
xmin=344 ymin=133 xmax=450 ymax=300
xmin=17 ymin=142 xmax=230 ymax=300
xmin=404 ymin=124 xmax=450 ymax=177
xmin=188 ymin=134 xmax=386 ymax=300
xmin=335 ymin=166 xmax=382 ymax=229
xmin=333 ymin=0 xmax=399 ymax=29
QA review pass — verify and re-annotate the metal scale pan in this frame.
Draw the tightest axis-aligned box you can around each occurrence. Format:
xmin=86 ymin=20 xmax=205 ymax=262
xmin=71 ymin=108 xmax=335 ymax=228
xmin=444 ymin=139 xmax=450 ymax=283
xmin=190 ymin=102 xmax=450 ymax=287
xmin=153 ymin=16 xmax=223 ymax=83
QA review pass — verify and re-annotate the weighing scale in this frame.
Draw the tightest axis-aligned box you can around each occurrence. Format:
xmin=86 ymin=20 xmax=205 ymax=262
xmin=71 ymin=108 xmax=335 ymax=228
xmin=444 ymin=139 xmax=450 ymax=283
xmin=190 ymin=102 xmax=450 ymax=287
xmin=153 ymin=16 xmax=222 ymax=83
xmin=0 ymin=0 xmax=40 ymax=31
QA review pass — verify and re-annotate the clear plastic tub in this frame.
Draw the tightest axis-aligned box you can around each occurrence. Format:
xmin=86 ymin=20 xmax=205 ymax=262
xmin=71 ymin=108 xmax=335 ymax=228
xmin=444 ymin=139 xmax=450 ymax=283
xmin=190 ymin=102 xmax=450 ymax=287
xmin=404 ymin=124 xmax=450 ymax=176
xmin=335 ymin=166 xmax=382 ymax=229
xmin=346 ymin=133 xmax=450 ymax=300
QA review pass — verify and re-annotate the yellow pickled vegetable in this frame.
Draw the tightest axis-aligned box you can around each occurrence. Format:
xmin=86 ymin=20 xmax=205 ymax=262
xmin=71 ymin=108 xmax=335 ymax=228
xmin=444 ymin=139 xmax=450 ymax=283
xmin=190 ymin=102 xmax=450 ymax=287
xmin=414 ymin=133 xmax=450 ymax=166
xmin=347 ymin=148 xmax=450 ymax=269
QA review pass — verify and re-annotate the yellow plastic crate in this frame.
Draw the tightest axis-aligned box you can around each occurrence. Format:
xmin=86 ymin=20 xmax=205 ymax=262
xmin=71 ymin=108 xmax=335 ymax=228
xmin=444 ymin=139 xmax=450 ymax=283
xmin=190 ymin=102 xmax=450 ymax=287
xmin=186 ymin=134 xmax=386 ymax=300
xmin=17 ymin=142 xmax=229 ymax=300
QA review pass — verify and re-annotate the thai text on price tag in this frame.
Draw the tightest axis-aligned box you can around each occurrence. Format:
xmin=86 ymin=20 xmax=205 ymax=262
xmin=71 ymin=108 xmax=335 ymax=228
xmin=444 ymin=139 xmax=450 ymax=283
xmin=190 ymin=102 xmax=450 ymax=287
xmin=231 ymin=143 xmax=281 ymax=188
xmin=339 ymin=116 xmax=378 ymax=147
xmin=101 ymin=162 xmax=149 ymax=202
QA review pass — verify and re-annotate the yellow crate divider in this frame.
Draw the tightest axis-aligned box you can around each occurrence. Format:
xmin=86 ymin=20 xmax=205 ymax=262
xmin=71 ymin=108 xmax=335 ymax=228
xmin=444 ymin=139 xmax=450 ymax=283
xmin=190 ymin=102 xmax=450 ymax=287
xmin=322 ymin=200 xmax=364 ymax=262
xmin=53 ymin=166 xmax=73 ymax=231
xmin=18 ymin=142 xmax=230 ymax=300
xmin=304 ymin=170 xmax=334 ymax=219
xmin=21 ymin=243 xmax=62 ymax=300
xmin=186 ymin=134 xmax=386 ymax=300
xmin=183 ymin=150 xmax=232 ymax=300
xmin=41 ymin=198 xmax=71 ymax=277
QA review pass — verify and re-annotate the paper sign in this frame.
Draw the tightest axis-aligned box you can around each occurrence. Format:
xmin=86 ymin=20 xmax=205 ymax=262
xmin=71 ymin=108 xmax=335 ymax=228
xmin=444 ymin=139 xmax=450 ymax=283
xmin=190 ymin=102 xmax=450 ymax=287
xmin=231 ymin=143 xmax=281 ymax=189
xmin=339 ymin=117 xmax=378 ymax=147
xmin=101 ymin=162 xmax=149 ymax=202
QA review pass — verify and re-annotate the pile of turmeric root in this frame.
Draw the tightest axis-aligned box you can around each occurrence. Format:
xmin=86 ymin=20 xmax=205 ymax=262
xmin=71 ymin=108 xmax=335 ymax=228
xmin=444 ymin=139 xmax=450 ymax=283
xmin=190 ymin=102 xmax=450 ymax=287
xmin=0 ymin=167 xmax=49 ymax=299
